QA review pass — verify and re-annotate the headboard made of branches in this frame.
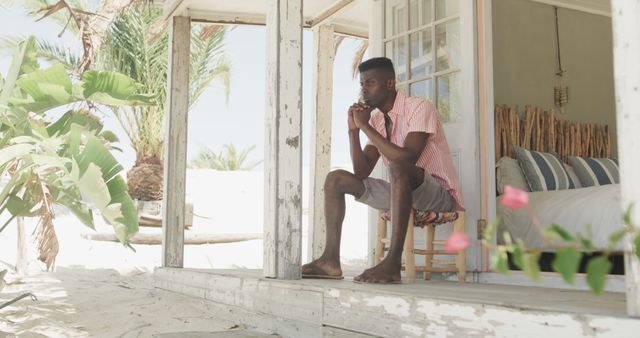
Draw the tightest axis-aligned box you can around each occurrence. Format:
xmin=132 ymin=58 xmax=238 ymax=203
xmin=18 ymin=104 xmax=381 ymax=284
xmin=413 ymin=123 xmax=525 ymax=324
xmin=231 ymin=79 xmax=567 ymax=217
xmin=495 ymin=105 xmax=612 ymax=163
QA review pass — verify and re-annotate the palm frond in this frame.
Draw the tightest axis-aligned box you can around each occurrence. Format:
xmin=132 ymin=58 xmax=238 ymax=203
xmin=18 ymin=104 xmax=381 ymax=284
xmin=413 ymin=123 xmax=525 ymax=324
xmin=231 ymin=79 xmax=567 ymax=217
xmin=189 ymin=144 xmax=261 ymax=170
xmin=189 ymin=24 xmax=232 ymax=105
xmin=35 ymin=38 xmax=80 ymax=70
xmin=352 ymin=39 xmax=369 ymax=79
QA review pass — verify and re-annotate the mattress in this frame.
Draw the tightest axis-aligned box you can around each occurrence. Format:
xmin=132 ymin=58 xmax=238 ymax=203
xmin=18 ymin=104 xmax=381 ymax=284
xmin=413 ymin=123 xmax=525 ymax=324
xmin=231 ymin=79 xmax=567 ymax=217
xmin=497 ymin=184 xmax=623 ymax=251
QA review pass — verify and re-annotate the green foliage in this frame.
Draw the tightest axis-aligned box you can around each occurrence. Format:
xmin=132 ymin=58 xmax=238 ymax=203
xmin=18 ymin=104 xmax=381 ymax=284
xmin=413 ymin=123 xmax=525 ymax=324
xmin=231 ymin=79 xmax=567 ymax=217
xmin=2 ymin=1 xmax=232 ymax=163
xmin=189 ymin=144 xmax=262 ymax=171
xmin=98 ymin=3 xmax=231 ymax=161
xmin=485 ymin=203 xmax=640 ymax=294
xmin=552 ymin=248 xmax=582 ymax=285
xmin=544 ymin=224 xmax=574 ymax=242
xmin=586 ymin=257 xmax=612 ymax=295
xmin=491 ymin=249 xmax=510 ymax=274
xmin=0 ymin=37 xmax=147 ymax=252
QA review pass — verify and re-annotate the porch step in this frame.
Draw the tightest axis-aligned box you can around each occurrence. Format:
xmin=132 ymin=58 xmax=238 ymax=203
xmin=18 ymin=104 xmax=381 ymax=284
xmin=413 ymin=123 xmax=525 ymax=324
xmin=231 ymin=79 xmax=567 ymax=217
xmin=153 ymin=329 xmax=276 ymax=338
xmin=154 ymin=268 xmax=638 ymax=338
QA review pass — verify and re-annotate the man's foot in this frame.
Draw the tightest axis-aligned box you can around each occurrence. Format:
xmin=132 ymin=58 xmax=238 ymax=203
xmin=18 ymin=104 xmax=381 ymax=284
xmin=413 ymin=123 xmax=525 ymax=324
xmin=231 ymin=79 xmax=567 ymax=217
xmin=353 ymin=260 xmax=401 ymax=284
xmin=301 ymin=258 xmax=342 ymax=279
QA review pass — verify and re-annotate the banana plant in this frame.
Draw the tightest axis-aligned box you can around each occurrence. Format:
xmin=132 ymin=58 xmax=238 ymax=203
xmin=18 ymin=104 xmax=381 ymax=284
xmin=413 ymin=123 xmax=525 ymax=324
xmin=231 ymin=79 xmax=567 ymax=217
xmin=0 ymin=37 xmax=153 ymax=270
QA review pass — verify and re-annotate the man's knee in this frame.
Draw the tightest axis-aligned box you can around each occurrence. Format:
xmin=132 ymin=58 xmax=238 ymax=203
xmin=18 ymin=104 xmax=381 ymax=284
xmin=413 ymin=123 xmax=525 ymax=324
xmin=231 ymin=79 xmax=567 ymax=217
xmin=388 ymin=159 xmax=412 ymax=181
xmin=325 ymin=169 xmax=354 ymax=192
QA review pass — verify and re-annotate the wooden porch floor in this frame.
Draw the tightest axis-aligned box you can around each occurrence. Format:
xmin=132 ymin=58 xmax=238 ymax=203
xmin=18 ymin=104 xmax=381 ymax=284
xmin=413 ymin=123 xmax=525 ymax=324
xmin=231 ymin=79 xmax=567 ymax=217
xmin=155 ymin=268 xmax=639 ymax=337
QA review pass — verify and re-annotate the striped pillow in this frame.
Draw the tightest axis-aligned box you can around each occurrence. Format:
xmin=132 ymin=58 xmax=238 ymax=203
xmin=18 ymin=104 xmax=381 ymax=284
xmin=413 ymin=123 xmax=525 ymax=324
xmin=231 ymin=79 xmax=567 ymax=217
xmin=513 ymin=146 xmax=575 ymax=191
xmin=568 ymin=156 xmax=619 ymax=187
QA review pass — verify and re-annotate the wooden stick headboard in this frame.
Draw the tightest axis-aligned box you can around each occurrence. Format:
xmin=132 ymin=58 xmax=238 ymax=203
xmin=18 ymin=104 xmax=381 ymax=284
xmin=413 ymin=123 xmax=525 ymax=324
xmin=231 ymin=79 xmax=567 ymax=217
xmin=495 ymin=105 xmax=612 ymax=163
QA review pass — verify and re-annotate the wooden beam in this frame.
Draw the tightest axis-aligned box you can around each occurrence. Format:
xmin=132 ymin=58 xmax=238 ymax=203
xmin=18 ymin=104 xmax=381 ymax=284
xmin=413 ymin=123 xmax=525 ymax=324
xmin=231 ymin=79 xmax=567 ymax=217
xmin=16 ymin=217 xmax=26 ymax=275
xmin=306 ymin=0 xmax=355 ymax=27
xmin=308 ymin=24 xmax=335 ymax=261
xmin=83 ymin=232 xmax=261 ymax=245
xmin=162 ymin=15 xmax=191 ymax=268
xmin=263 ymin=0 xmax=304 ymax=279
xmin=528 ymin=0 xmax=611 ymax=17
xmin=611 ymin=0 xmax=640 ymax=317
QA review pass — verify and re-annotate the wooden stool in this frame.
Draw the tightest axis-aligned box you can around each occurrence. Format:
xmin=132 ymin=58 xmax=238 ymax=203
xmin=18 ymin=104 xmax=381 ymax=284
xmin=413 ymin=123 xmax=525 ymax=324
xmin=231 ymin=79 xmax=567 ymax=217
xmin=374 ymin=210 xmax=466 ymax=283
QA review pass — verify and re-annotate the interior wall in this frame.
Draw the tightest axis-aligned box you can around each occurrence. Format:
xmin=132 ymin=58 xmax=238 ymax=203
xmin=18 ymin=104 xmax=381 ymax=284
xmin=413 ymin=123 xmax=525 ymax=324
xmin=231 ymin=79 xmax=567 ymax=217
xmin=492 ymin=0 xmax=617 ymax=155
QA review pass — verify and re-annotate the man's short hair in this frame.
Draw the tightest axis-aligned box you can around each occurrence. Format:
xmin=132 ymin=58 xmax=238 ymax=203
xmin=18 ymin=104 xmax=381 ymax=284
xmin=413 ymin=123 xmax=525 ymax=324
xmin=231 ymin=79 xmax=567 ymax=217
xmin=358 ymin=57 xmax=396 ymax=79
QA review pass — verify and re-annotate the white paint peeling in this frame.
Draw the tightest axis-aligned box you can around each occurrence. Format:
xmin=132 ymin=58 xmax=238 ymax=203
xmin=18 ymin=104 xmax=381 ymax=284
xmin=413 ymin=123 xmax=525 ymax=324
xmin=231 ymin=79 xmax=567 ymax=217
xmin=401 ymin=323 xmax=424 ymax=336
xmin=365 ymin=296 xmax=410 ymax=317
xmin=483 ymin=308 xmax=584 ymax=336
xmin=426 ymin=322 xmax=448 ymax=338
xmin=588 ymin=317 xmax=640 ymax=337
xmin=328 ymin=289 xmax=340 ymax=298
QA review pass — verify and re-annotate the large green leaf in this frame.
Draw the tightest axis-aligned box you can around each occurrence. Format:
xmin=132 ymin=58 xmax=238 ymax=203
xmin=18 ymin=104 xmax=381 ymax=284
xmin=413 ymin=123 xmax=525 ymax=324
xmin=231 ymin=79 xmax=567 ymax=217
xmin=105 ymin=175 xmax=138 ymax=242
xmin=47 ymin=110 xmax=103 ymax=136
xmin=635 ymin=234 xmax=640 ymax=259
xmin=58 ymin=193 xmax=95 ymax=230
xmin=13 ymin=64 xmax=72 ymax=113
xmin=0 ymin=143 xmax=33 ymax=167
xmin=0 ymin=36 xmax=38 ymax=107
xmin=586 ymin=256 xmax=612 ymax=295
xmin=76 ymin=131 xmax=122 ymax=180
xmin=78 ymin=162 xmax=112 ymax=210
xmin=74 ymin=132 xmax=138 ymax=242
xmin=82 ymin=70 xmax=154 ymax=107
xmin=552 ymin=248 xmax=582 ymax=285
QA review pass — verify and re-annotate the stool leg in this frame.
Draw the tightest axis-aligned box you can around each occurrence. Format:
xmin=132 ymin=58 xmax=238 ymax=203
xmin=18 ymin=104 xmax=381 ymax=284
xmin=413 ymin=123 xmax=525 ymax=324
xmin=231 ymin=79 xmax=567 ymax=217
xmin=375 ymin=211 xmax=386 ymax=265
xmin=424 ymin=224 xmax=435 ymax=280
xmin=403 ymin=212 xmax=416 ymax=282
xmin=454 ymin=213 xmax=466 ymax=283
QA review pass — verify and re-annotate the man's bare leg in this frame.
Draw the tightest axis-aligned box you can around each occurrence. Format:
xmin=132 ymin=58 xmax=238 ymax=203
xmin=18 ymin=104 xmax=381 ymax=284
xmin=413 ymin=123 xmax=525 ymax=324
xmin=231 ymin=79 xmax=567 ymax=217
xmin=354 ymin=160 xmax=424 ymax=283
xmin=302 ymin=170 xmax=366 ymax=277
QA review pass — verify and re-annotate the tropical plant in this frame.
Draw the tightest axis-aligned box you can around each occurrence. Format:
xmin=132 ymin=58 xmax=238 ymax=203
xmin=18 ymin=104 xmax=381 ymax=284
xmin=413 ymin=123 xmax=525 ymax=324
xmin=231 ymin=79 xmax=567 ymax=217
xmin=0 ymin=37 xmax=151 ymax=270
xmin=189 ymin=144 xmax=261 ymax=171
xmin=100 ymin=3 xmax=231 ymax=200
xmin=1 ymin=0 xmax=232 ymax=201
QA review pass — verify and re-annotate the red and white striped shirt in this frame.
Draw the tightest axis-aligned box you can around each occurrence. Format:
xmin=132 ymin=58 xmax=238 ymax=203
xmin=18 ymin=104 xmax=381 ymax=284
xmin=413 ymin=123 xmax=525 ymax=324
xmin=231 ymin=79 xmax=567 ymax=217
xmin=366 ymin=91 xmax=464 ymax=210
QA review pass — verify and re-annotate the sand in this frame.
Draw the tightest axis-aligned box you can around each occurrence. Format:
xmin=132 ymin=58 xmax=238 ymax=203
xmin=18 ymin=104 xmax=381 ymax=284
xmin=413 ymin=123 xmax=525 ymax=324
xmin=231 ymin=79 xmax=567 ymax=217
xmin=0 ymin=169 xmax=369 ymax=337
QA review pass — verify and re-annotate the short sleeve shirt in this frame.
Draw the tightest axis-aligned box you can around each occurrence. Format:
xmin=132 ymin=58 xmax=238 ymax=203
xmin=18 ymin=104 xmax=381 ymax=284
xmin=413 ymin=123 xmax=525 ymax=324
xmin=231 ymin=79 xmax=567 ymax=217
xmin=366 ymin=91 xmax=464 ymax=210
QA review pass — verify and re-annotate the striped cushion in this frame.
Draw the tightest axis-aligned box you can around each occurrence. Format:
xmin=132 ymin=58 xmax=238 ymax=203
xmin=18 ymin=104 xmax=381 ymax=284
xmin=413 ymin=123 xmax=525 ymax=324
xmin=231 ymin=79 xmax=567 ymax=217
xmin=568 ymin=156 xmax=619 ymax=187
xmin=381 ymin=210 xmax=459 ymax=228
xmin=513 ymin=146 xmax=575 ymax=191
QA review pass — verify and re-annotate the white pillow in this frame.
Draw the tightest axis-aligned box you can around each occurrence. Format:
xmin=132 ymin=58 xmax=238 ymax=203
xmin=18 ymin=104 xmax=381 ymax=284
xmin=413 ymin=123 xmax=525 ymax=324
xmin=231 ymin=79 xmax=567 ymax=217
xmin=563 ymin=163 xmax=582 ymax=189
xmin=496 ymin=156 xmax=530 ymax=195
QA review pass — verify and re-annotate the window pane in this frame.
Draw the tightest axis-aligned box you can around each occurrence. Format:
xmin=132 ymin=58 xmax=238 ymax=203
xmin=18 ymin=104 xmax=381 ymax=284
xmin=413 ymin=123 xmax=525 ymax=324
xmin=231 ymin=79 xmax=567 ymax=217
xmin=385 ymin=37 xmax=408 ymax=82
xmin=410 ymin=0 xmax=432 ymax=29
xmin=385 ymin=0 xmax=408 ymax=38
xmin=436 ymin=72 xmax=460 ymax=123
xmin=409 ymin=79 xmax=433 ymax=101
xmin=410 ymin=28 xmax=432 ymax=79
xmin=435 ymin=19 xmax=460 ymax=72
xmin=435 ymin=0 xmax=459 ymax=20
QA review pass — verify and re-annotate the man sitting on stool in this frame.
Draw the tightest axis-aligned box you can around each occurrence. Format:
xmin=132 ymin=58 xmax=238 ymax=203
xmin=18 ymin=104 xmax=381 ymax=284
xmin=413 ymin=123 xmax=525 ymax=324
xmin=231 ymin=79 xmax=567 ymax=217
xmin=302 ymin=57 xmax=464 ymax=284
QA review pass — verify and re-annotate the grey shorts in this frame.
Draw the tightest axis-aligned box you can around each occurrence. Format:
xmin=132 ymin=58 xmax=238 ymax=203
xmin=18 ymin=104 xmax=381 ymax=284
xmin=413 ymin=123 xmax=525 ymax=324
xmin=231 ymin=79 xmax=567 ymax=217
xmin=355 ymin=170 xmax=455 ymax=212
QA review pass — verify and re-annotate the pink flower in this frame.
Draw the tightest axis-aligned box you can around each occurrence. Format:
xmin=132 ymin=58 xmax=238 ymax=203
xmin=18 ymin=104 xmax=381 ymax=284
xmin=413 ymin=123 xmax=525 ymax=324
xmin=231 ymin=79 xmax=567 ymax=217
xmin=501 ymin=185 xmax=529 ymax=209
xmin=445 ymin=231 xmax=469 ymax=253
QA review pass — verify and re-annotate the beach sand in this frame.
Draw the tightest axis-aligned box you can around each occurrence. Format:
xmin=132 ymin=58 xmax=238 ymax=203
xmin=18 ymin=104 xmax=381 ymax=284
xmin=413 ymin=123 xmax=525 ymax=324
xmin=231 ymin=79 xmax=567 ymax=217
xmin=0 ymin=169 xmax=369 ymax=337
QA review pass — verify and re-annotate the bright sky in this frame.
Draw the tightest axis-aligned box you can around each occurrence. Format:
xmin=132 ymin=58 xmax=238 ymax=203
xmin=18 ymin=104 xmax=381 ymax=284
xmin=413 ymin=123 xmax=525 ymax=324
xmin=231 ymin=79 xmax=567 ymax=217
xmin=0 ymin=5 xmax=367 ymax=170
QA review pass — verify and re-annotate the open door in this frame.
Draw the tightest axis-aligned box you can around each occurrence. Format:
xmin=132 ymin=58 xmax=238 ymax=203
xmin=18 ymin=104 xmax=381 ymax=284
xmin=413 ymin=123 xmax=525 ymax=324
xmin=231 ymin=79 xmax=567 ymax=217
xmin=372 ymin=0 xmax=483 ymax=274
